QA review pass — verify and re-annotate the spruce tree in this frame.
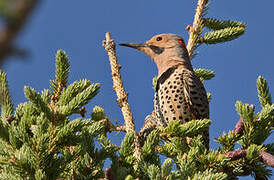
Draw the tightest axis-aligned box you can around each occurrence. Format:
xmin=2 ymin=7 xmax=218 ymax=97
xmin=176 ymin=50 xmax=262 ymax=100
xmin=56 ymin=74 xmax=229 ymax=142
xmin=0 ymin=0 xmax=273 ymax=179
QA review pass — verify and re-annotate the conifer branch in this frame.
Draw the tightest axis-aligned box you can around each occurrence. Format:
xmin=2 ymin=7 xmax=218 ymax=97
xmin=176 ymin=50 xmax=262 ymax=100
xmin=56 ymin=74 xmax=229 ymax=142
xmin=186 ymin=1 xmax=245 ymax=59
xmin=120 ymin=132 xmax=135 ymax=160
xmin=24 ymin=86 xmax=53 ymax=119
xmin=55 ymin=50 xmax=70 ymax=88
xmin=194 ymin=68 xmax=215 ymax=82
xmin=90 ymin=106 xmax=126 ymax=132
xmin=0 ymin=70 xmax=12 ymax=141
xmin=257 ymin=76 xmax=272 ymax=107
xmin=207 ymin=93 xmax=212 ymax=103
xmin=114 ymin=124 xmax=126 ymax=132
xmin=192 ymin=169 xmax=227 ymax=180
xmin=91 ymin=106 xmax=106 ymax=121
xmin=58 ymin=83 xmax=100 ymax=116
xmin=0 ymin=70 xmax=13 ymax=122
xmin=102 ymin=32 xmax=141 ymax=161
xmin=141 ymin=130 xmax=160 ymax=164
xmin=235 ymin=102 xmax=254 ymax=123
xmin=56 ymin=79 xmax=92 ymax=106
xmin=202 ymin=26 xmax=245 ymax=44
xmin=203 ymin=18 xmax=246 ymax=31
xmin=186 ymin=0 xmax=209 ymax=59
xmin=51 ymin=50 xmax=70 ymax=104
xmin=152 ymin=76 xmax=158 ymax=91
xmin=163 ymin=119 xmax=211 ymax=138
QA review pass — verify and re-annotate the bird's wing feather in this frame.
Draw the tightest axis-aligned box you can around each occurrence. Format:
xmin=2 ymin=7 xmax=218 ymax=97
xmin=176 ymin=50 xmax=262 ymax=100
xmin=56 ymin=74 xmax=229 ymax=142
xmin=181 ymin=68 xmax=209 ymax=120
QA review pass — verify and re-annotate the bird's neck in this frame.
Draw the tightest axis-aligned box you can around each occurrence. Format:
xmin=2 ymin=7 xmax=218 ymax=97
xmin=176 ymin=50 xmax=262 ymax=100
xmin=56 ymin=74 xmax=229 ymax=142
xmin=156 ymin=58 xmax=193 ymax=78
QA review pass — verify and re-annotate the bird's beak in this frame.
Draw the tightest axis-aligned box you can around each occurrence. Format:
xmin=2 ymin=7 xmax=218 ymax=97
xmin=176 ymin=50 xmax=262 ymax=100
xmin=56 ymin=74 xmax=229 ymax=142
xmin=120 ymin=42 xmax=164 ymax=55
xmin=119 ymin=43 xmax=148 ymax=50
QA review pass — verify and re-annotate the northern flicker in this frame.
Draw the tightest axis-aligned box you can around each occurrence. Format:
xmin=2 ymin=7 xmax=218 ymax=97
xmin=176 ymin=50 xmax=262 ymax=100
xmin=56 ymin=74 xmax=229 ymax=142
xmin=120 ymin=33 xmax=209 ymax=148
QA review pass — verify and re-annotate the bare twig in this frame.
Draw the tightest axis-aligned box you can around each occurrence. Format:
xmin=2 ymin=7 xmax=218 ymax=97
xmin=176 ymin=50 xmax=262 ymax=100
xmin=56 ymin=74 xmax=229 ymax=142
xmin=100 ymin=118 xmax=126 ymax=133
xmin=102 ymin=32 xmax=141 ymax=161
xmin=115 ymin=125 xmax=126 ymax=132
xmin=186 ymin=0 xmax=208 ymax=59
xmin=0 ymin=0 xmax=39 ymax=65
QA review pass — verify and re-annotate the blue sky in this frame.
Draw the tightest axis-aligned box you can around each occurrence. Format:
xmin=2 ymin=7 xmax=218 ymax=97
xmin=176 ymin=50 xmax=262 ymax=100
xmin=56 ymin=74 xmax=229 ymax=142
xmin=2 ymin=1 xmax=273 ymax=179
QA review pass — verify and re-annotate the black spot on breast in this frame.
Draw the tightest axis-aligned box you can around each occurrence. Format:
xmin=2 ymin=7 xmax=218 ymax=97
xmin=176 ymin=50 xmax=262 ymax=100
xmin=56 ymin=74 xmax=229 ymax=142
xmin=190 ymin=91 xmax=197 ymax=95
xmin=173 ymin=117 xmax=176 ymax=120
xmin=185 ymin=118 xmax=189 ymax=121
xmin=179 ymin=116 xmax=183 ymax=120
xmin=177 ymin=105 xmax=181 ymax=109
xmin=176 ymin=89 xmax=180 ymax=93
xmin=172 ymin=90 xmax=175 ymax=93
xmin=196 ymin=103 xmax=203 ymax=107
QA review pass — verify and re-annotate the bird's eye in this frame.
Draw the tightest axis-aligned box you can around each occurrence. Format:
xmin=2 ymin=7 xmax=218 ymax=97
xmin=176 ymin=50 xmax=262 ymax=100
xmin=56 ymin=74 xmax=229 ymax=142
xmin=156 ymin=36 xmax=162 ymax=41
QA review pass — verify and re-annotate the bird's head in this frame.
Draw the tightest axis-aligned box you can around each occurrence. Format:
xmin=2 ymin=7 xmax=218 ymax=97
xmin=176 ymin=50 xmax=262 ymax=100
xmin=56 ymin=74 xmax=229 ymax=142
xmin=120 ymin=33 xmax=192 ymax=76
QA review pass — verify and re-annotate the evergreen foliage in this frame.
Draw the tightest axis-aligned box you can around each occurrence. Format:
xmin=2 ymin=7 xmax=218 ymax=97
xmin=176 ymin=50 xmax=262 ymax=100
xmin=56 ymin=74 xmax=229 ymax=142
xmin=0 ymin=50 xmax=107 ymax=179
xmin=203 ymin=18 xmax=246 ymax=44
xmin=0 ymin=49 xmax=273 ymax=179
xmin=0 ymin=1 xmax=273 ymax=180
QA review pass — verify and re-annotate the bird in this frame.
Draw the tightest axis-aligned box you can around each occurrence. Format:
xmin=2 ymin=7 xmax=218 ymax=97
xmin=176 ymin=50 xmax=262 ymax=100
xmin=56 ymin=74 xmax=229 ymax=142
xmin=120 ymin=33 xmax=209 ymax=149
